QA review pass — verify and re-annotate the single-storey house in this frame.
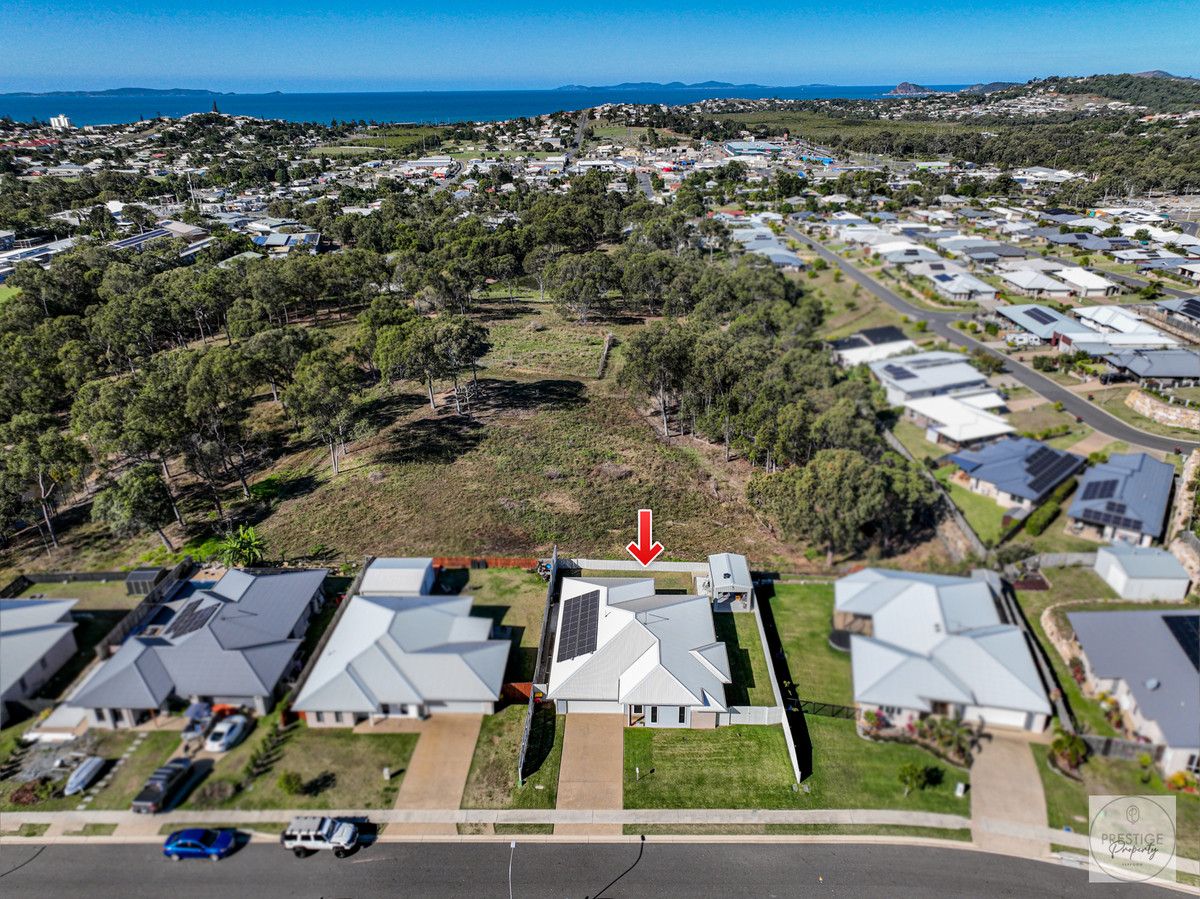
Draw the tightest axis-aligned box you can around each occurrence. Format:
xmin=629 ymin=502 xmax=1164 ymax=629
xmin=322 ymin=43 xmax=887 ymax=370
xmin=707 ymin=553 xmax=754 ymax=611
xmin=835 ymin=569 xmax=1051 ymax=732
xmin=903 ymin=394 xmax=1013 ymax=448
xmin=546 ymin=576 xmax=731 ymax=728
xmin=1068 ymin=610 xmax=1199 ymax=776
xmin=996 ymin=304 xmax=1097 ymax=347
xmin=1094 ymin=544 xmax=1191 ymax=600
xmin=868 ymin=350 xmax=988 ymax=405
xmin=999 ymin=270 xmax=1073 ymax=299
xmin=70 ymin=569 xmax=327 ymax=728
xmin=946 ymin=437 xmax=1084 ymax=510
xmin=831 ymin=326 xmax=916 ymax=368
xmin=293 ymin=593 xmax=508 ymax=725
xmin=1053 ymin=267 xmax=1118 ymax=297
xmin=1068 ymin=453 xmax=1175 ymax=546
xmin=1102 ymin=348 xmax=1200 ymax=384
xmin=0 ymin=599 xmax=78 ymax=727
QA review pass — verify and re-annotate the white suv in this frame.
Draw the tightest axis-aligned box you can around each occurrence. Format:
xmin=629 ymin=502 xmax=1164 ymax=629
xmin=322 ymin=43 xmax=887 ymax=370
xmin=279 ymin=816 xmax=359 ymax=858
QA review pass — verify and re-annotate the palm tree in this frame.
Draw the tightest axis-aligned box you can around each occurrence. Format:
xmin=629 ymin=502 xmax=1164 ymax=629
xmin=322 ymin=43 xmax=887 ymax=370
xmin=217 ymin=524 xmax=267 ymax=568
xmin=1051 ymin=725 xmax=1088 ymax=771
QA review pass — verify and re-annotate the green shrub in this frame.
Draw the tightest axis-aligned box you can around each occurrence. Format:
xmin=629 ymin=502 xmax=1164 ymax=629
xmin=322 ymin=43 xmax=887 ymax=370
xmin=278 ymin=771 xmax=303 ymax=795
xmin=1050 ymin=476 xmax=1077 ymax=505
xmin=1025 ymin=500 xmax=1060 ymax=537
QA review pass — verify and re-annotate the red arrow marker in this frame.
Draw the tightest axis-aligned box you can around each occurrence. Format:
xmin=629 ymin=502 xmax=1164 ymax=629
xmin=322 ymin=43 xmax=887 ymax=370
xmin=626 ymin=508 xmax=665 ymax=567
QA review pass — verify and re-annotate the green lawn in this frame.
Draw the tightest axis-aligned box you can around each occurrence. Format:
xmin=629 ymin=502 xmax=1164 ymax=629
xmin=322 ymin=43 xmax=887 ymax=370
xmin=768 ymin=582 xmax=853 ymax=707
xmin=183 ymin=727 xmax=418 ymax=811
xmin=935 ymin=470 xmax=1008 ymax=546
xmin=18 ymin=579 xmax=142 ymax=611
xmin=1033 ymin=745 xmax=1199 ymax=856
xmin=460 ymin=704 xmax=563 ymax=809
xmin=1092 ymin=388 xmax=1200 ymax=441
xmin=623 ymin=718 xmax=969 ymax=814
xmin=459 ymin=567 xmax=548 ymax=682
xmin=713 ymin=612 xmax=775 ymax=707
xmin=891 ymin=420 xmax=946 ymax=463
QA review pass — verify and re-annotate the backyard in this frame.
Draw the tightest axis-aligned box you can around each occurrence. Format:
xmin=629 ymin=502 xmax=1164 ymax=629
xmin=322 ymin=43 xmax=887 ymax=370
xmin=455 ymin=566 xmax=548 ymax=682
xmin=459 ymin=703 xmax=563 ymax=809
xmin=767 ymin=582 xmax=853 ymax=707
xmin=16 ymin=578 xmax=142 ymax=611
xmin=713 ymin=612 xmax=775 ymax=707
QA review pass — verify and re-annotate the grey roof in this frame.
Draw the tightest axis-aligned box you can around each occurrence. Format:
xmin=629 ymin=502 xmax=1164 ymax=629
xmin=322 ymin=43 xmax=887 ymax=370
xmin=293 ymin=594 xmax=507 ymax=712
xmin=0 ymin=599 xmax=77 ymax=697
xmin=867 ymin=350 xmax=988 ymax=398
xmin=1097 ymin=544 xmax=1189 ymax=581
xmin=1157 ymin=297 xmax=1200 ymax=324
xmin=1068 ymin=610 xmax=1198 ymax=748
xmin=71 ymin=569 xmax=326 ymax=709
xmin=946 ymin=437 xmax=1083 ymax=503
xmin=1068 ymin=453 xmax=1175 ymax=540
xmin=1103 ymin=348 xmax=1200 ymax=379
xmin=838 ymin=569 xmax=1050 ymax=716
xmin=547 ymin=577 xmax=730 ymax=711
xmin=997 ymin=304 xmax=1094 ymax=340
xmin=708 ymin=553 xmax=753 ymax=594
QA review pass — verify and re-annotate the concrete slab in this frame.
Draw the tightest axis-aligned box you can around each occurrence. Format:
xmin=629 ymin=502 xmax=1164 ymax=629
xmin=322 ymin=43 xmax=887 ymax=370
xmin=392 ymin=715 xmax=483 ymax=835
xmin=970 ymin=732 xmax=1049 ymax=858
xmin=554 ymin=714 xmax=624 ymax=836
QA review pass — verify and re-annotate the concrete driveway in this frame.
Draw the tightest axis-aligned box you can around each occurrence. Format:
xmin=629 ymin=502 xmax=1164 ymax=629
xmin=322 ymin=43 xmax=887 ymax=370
xmin=392 ymin=714 xmax=483 ymax=834
xmin=970 ymin=731 xmax=1049 ymax=857
xmin=554 ymin=714 xmax=624 ymax=835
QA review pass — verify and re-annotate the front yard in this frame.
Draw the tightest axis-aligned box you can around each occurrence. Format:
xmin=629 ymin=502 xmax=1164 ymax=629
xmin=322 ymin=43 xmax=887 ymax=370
xmin=460 ymin=703 xmax=563 ymax=809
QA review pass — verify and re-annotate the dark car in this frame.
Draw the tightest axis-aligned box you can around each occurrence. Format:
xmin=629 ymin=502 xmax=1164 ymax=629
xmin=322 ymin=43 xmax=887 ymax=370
xmin=131 ymin=758 xmax=191 ymax=814
xmin=163 ymin=828 xmax=236 ymax=861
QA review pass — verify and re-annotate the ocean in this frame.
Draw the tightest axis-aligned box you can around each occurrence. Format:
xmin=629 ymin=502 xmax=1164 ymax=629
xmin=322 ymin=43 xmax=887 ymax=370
xmin=0 ymin=85 xmax=969 ymax=127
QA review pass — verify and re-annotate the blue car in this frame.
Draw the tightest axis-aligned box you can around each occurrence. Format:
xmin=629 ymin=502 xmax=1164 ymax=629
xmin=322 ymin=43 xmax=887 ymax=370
xmin=162 ymin=828 xmax=236 ymax=861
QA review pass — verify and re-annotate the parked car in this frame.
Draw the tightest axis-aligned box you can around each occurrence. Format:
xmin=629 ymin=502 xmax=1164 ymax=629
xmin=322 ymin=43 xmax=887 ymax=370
xmin=131 ymin=758 xmax=191 ymax=814
xmin=163 ymin=828 xmax=236 ymax=861
xmin=280 ymin=816 xmax=359 ymax=858
xmin=204 ymin=714 xmax=249 ymax=753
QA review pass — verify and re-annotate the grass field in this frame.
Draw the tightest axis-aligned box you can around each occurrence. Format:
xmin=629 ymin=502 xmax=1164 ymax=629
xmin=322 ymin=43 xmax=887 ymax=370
xmin=891 ymin=420 xmax=947 ymax=463
xmin=187 ymin=727 xmax=418 ymax=811
xmin=936 ymin=471 xmax=1008 ymax=547
xmin=713 ymin=612 xmax=775 ymax=707
xmin=87 ymin=731 xmax=181 ymax=811
xmin=18 ymin=579 xmax=141 ymax=611
xmin=768 ymin=582 xmax=853 ymax=707
xmin=460 ymin=704 xmax=563 ymax=809
xmin=1092 ymin=388 xmax=1200 ymax=440
xmin=457 ymin=567 xmax=548 ymax=681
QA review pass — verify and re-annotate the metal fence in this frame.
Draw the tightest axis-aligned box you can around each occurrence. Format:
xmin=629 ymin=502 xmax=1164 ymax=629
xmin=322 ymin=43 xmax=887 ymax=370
xmin=518 ymin=545 xmax=558 ymax=785
xmin=1082 ymin=735 xmax=1164 ymax=764
xmin=795 ymin=699 xmax=856 ymax=720
xmin=94 ymin=557 xmax=195 ymax=657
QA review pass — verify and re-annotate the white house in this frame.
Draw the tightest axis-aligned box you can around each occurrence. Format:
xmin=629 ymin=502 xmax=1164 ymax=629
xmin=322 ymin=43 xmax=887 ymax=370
xmin=867 ymin=351 xmax=988 ymax=405
xmin=834 ymin=569 xmax=1051 ymax=732
xmin=1094 ymin=544 xmax=1191 ymax=600
xmin=0 ymin=599 xmax=78 ymax=727
xmin=546 ymin=576 xmax=731 ymax=728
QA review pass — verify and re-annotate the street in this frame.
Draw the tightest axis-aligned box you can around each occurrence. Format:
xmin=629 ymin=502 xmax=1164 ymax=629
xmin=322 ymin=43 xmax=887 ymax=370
xmin=785 ymin=227 xmax=1200 ymax=453
xmin=0 ymin=840 xmax=1165 ymax=898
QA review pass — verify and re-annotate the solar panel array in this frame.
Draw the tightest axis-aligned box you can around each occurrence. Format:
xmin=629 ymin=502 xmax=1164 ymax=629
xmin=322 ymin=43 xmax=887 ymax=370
xmin=1079 ymin=508 xmax=1144 ymax=533
xmin=1105 ymin=501 xmax=1127 ymax=514
xmin=1176 ymin=298 xmax=1200 ymax=322
xmin=1163 ymin=614 xmax=1199 ymax=672
xmin=1026 ymin=308 xmax=1057 ymax=326
xmin=556 ymin=590 xmax=600 ymax=662
xmin=1027 ymin=453 xmax=1080 ymax=498
xmin=110 ymin=228 xmax=170 ymax=250
xmin=1081 ymin=479 xmax=1118 ymax=501
xmin=165 ymin=599 xmax=218 ymax=639
xmin=882 ymin=364 xmax=917 ymax=381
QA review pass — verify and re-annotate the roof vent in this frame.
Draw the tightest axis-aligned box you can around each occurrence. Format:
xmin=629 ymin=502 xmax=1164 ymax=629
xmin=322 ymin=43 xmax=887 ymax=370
xmin=1145 ymin=678 xmax=1160 ymax=691
xmin=723 ymin=572 xmax=731 ymax=580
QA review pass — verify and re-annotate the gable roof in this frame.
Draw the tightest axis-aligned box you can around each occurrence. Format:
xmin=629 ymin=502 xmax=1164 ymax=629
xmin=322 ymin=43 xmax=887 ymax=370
xmin=1103 ymin=349 xmax=1200 ymax=379
xmin=70 ymin=569 xmax=325 ymax=709
xmin=293 ymin=594 xmax=508 ymax=712
xmin=546 ymin=577 xmax=730 ymax=711
xmin=946 ymin=436 xmax=1083 ymax=503
xmin=904 ymin=395 xmax=1013 ymax=444
xmin=1068 ymin=453 xmax=1175 ymax=540
xmin=1098 ymin=544 xmax=1189 ymax=581
xmin=0 ymin=599 xmax=77 ymax=696
xmin=837 ymin=569 xmax=1049 ymax=716
xmin=867 ymin=351 xmax=987 ymax=397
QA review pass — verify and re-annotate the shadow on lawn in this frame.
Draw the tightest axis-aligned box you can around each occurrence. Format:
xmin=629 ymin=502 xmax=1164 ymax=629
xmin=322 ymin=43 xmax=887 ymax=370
xmin=471 ymin=378 xmax=587 ymax=416
xmin=755 ymin=582 xmax=815 ymax=782
xmin=377 ymin=415 xmax=486 ymax=466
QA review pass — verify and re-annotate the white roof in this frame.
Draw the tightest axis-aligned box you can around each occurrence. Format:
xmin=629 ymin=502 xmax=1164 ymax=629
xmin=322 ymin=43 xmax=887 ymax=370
xmin=1000 ymin=270 xmax=1071 ymax=292
xmin=904 ymin=395 xmax=1015 ymax=443
xmin=1074 ymin=306 xmax=1176 ymax=345
xmin=0 ymin=599 xmax=77 ymax=696
xmin=868 ymin=351 xmax=987 ymax=397
xmin=836 ymin=339 xmax=917 ymax=367
xmin=293 ymin=594 xmax=507 ymax=712
xmin=1053 ymin=267 xmax=1116 ymax=291
xmin=358 ymin=557 xmax=433 ymax=595
xmin=837 ymin=569 xmax=1050 ymax=716
xmin=546 ymin=577 xmax=730 ymax=711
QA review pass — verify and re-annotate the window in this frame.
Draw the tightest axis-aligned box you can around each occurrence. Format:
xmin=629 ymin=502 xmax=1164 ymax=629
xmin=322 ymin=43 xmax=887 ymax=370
xmin=333 ymin=712 xmax=344 ymax=724
xmin=650 ymin=707 xmax=658 ymax=724
xmin=1188 ymin=754 xmax=1200 ymax=775
xmin=314 ymin=712 xmax=325 ymax=723
xmin=678 ymin=707 xmax=686 ymax=724
xmin=632 ymin=705 xmax=642 ymax=714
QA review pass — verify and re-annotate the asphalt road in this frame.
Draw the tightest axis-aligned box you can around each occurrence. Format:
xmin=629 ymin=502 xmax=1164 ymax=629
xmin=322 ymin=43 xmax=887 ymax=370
xmin=787 ymin=228 xmax=1200 ymax=453
xmin=0 ymin=841 xmax=1165 ymax=899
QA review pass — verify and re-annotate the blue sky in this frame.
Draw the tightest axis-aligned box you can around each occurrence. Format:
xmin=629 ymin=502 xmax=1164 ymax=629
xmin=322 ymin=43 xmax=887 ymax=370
xmin=4 ymin=0 xmax=1196 ymax=92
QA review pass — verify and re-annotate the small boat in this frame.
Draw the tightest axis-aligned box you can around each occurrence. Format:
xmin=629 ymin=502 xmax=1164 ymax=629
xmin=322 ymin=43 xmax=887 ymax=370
xmin=64 ymin=756 xmax=105 ymax=796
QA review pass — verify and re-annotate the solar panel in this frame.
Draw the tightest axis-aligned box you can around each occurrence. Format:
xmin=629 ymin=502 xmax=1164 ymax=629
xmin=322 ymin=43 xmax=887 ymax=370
xmin=1028 ymin=455 xmax=1080 ymax=497
xmin=1026 ymin=446 xmax=1058 ymax=477
xmin=1081 ymin=479 xmax=1118 ymax=501
xmin=1179 ymin=298 xmax=1200 ymax=321
xmin=1105 ymin=501 xmax=1127 ymax=514
xmin=556 ymin=590 xmax=600 ymax=662
xmin=1026 ymin=308 xmax=1056 ymax=325
xmin=1163 ymin=614 xmax=1200 ymax=672
xmin=883 ymin=364 xmax=917 ymax=381
xmin=165 ymin=599 xmax=218 ymax=639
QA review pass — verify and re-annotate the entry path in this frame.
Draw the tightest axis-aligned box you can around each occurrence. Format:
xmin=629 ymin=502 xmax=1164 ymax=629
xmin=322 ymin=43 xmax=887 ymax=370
xmin=970 ymin=733 xmax=1049 ymax=858
xmin=391 ymin=715 xmax=483 ymax=835
xmin=554 ymin=714 xmax=624 ymax=836
xmin=786 ymin=227 xmax=1200 ymax=453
